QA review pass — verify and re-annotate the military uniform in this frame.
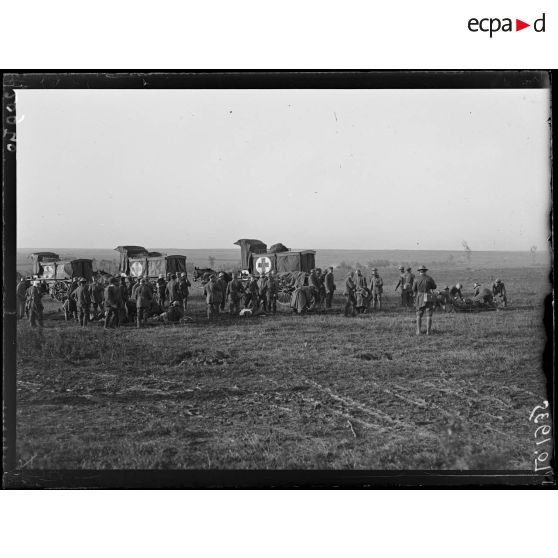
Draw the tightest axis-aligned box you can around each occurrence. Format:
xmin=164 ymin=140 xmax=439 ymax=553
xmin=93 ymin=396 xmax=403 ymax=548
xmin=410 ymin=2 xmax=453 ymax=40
xmin=257 ymin=275 xmax=269 ymax=312
xmin=67 ymin=279 xmax=80 ymax=321
xmin=203 ymin=278 xmax=221 ymax=318
xmin=89 ymin=281 xmax=104 ymax=319
xmin=412 ymin=267 xmax=437 ymax=335
xmin=394 ymin=269 xmax=407 ymax=307
xmin=370 ymin=272 xmax=384 ymax=310
xmin=166 ymin=278 xmax=181 ymax=305
xmin=136 ymin=282 xmax=153 ymax=327
xmin=216 ymin=276 xmax=228 ymax=312
xmin=244 ymin=278 xmax=259 ymax=310
xmin=162 ymin=304 xmax=183 ymax=322
xmin=492 ymin=280 xmax=507 ymax=307
xmin=226 ymin=278 xmax=245 ymax=316
xmin=178 ymin=276 xmax=191 ymax=313
xmin=267 ymin=274 xmax=278 ymax=314
xmin=324 ymin=269 xmax=336 ymax=309
xmin=27 ymin=284 xmax=44 ymax=327
xmin=73 ymin=281 xmax=92 ymax=326
xmin=354 ymin=272 xmax=368 ymax=313
xmin=17 ymin=280 xmax=28 ymax=319
xmin=449 ymin=285 xmax=463 ymax=301
xmin=104 ymin=282 xmax=120 ymax=328
xmin=343 ymin=275 xmax=357 ymax=317
xmin=473 ymin=286 xmax=493 ymax=304
xmin=156 ymin=277 xmax=167 ymax=309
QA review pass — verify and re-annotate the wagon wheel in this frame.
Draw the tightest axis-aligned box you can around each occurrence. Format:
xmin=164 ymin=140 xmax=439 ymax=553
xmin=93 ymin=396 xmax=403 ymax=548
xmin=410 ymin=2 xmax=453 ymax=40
xmin=52 ymin=280 xmax=68 ymax=302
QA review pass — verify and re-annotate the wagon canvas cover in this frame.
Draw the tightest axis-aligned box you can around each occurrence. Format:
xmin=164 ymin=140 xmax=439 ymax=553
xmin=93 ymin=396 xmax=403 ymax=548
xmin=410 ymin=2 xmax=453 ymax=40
xmin=31 ymin=252 xmax=60 ymax=275
xmin=53 ymin=259 xmax=93 ymax=280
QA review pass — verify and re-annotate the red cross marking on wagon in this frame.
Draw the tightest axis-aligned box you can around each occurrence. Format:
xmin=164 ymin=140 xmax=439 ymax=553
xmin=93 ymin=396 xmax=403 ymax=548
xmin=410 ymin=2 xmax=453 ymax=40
xmin=256 ymin=257 xmax=272 ymax=274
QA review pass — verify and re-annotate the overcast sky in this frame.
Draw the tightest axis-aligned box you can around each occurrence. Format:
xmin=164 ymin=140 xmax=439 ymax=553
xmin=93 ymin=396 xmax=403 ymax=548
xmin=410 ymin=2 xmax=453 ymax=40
xmin=16 ymin=88 xmax=550 ymax=251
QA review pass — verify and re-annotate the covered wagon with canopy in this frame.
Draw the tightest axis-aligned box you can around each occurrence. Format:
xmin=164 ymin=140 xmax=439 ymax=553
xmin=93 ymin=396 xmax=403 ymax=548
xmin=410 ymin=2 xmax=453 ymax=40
xmin=32 ymin=255 xmax=94 ymax=301
xmin=234 ymin=238 xmax=317 ymax=306
xmin=114 ymin=246 xmax=186 ymax=279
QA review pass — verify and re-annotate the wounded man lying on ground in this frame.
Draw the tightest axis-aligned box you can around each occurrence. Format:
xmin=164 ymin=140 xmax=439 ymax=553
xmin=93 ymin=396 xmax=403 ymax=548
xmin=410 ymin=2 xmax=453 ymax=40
xmin=154 ymin=301 xmax=184 ymax=322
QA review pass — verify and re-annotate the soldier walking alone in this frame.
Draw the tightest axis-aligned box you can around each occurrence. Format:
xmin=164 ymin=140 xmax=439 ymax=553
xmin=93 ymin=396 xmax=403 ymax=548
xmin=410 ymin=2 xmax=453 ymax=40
xmin=412 ymin=265 xmax=437 ymax=335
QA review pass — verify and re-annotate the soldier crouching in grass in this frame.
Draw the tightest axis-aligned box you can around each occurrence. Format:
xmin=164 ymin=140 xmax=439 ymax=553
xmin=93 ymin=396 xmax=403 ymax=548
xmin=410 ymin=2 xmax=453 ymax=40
xmin=155 ymin=300 xmax=183 ymax=323
xmin=412 ymin=265 xmax=437 ymax=335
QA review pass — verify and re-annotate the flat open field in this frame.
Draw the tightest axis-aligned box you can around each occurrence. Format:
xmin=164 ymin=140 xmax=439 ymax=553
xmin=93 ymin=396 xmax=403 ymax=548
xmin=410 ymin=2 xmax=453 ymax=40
xmin=16 ymin=264 xmax=551 ymax=470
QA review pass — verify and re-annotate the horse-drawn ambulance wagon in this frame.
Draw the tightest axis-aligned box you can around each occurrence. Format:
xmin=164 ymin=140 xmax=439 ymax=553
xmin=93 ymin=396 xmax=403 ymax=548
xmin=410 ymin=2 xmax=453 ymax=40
xmin=31 ymin=252 xmax=94 ymax=301
xmin=115 ymin=245 xmax=187 ymax=279
xmin=234 ymin=238 xmax=316 ymax=305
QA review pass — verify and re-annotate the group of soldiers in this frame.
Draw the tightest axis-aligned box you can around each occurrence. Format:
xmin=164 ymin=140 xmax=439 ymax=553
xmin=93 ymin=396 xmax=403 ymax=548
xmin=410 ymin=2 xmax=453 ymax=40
xmin=16 ymin=272 xmax=193 ymax=329
xmin=17 ymin=264 xmax=508 ymax=335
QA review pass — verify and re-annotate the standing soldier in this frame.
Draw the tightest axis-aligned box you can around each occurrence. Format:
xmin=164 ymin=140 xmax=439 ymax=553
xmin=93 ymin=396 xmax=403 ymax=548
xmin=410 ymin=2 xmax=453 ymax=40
xmin=136 ymin=278 xmax=153 ymax=328
xmin=119 ymin=274 xmax=130 ymax=324
xmin=178 ymin=272 xmax=191 ymax=314
xmin=257 ymin=273 xmax=269 ymax=312
xmin=156 ymin=274 xmax=167 ymax=310
xmin=226 ymin=274 xmax=245 ymax=316
xmin=17 ymin=277 xmax=28 ymax=319
xmin=104 ymin=277 xmax=120 ymax=329
xmin=166 ymin=274 xmax=180 ymax=306
xmin=412 ymin=265 xmax=437 ymax=335
xmin=244 ymin=275 xmax=259 ymax=310
xmin=267 ymin=270 xmax=279 ymax=314
xmin=404 ymin=267 xmax=415 ymax=307
xmin=67 ymin=277 xmax=80 ymax=322
xmin=308 ymin=269 xmax=322 ymax=310
xmin=73 ymin=277 xmax=92 ymax=327
xmin=370 ymin=268 xmax=384 ymax=311
xmin=203 ymin=274 xmax=220 ymax=319
xmin=324 ymin=266 xmax=336 ymax=310
xmin=89 ymin=277 xmax=105 ymax=320
xmin=394 ymin=265 xmax=407 ymax=307
xmin=354 ymin=269 xmax=368 ymax=314
xmin=27 ymin=280 xmax=44 ymax=328
xmin=492 ymin=278 xmax=507 ymax=307
xmin=216 ymin=272 xmax=228 ymax=312
xmin=343 ymin=272 xmax=357 ymax=317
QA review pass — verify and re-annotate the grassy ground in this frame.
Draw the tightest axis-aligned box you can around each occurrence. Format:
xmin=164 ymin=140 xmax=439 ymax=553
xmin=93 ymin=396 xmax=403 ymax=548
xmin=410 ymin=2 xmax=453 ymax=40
xmin=15 ymin=266 xmax=551 ymax=470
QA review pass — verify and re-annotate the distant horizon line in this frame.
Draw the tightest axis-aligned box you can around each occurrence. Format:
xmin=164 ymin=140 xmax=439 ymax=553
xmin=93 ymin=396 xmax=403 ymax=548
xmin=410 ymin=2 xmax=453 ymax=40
xmin=17 ymin=247 xmax=543 ymax=253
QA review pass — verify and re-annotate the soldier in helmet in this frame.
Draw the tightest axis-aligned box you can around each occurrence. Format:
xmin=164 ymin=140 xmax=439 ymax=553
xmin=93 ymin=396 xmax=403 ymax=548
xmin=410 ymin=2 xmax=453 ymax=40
xmin=343 ymin=271 xmax=357 ymax=317
xmin=394 ymin=265 xmax=407 ymax=307
xmin=67 ymin=277 xmax=80 ymax=322
xmin=216 ymin=272 xmax=228 ymax=312
xmin=266 ymin=270 xmax=279 ymax=314
xmin=73 ymin=277 xmax=92 ymax=327
xmin=157 ymin=300 xmax=184 ymax=323
xmin=104 ymin=277 xmax=121 ymax=329
xmin=16 ymin=277 xmax=28 ymax=319
xmin=89 ymin=276 xmax=105 ymax=320
xmin=166 ymin=274 xmax=180 ymax=306
xmin=370 ymin=268 xmax=384 ymax=311
xmin=354 ymin=269 xmax=368 ymax=314
xmin=136 ymin=277 xmax=153 ymax=328
xmin=492 ymin=278 xmax=507 ymax=307
xmin=472 ymin=282 xmax=493 ymax=305
xmin=324 ymin=266 xmax=336 ymax=310
xmin=412 ymin=265 xmax=437 ymax=335
xmin=203 ymin=274 xmax=220 ymax=319
xmin=244 ymin=275 xmax=259 ymax=311
xmin=226 ymin=274 xmax=245 ymax=316
xmin=27 ymin=280 xmax=44 ymax=328
xmin=156 ymin=274 xmax=167 ymax=310
xmin=178 ymin=272 xmax=191 ymax=313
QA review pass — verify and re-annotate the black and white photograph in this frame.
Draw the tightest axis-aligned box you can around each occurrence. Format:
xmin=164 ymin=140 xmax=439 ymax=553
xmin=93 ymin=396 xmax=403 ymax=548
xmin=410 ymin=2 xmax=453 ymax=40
xmin=3 ymin=72 xmax=554 ymax=487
